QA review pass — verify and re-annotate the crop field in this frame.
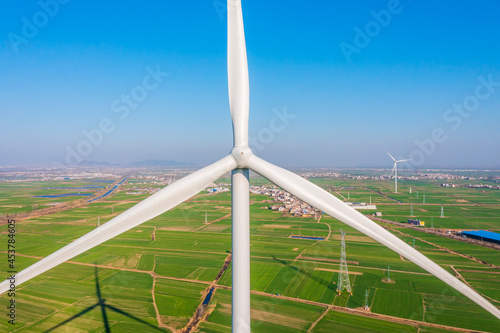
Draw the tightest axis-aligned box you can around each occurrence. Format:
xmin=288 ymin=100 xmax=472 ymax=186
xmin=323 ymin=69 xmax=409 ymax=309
xmin=313 ymin=311 xmax=419 ymax=332
xmin=0 ymin=171 xmax=499 ymax=332
xmin=155 ymin=279 xmax=207 ymax=330
xmin=200 ymin=289 xmax=324 ymax=333
xmin=0 ymin=179 xmax=116 ymax=215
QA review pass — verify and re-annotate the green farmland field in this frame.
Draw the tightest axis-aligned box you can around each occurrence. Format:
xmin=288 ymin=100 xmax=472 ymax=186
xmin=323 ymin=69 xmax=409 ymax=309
xmin=1 ymin=170 xmax=499 ymax=332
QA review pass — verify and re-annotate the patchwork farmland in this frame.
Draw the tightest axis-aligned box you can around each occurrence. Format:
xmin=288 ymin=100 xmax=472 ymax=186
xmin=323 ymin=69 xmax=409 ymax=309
xmin=0 ymin=171 xmax=499 ymax=332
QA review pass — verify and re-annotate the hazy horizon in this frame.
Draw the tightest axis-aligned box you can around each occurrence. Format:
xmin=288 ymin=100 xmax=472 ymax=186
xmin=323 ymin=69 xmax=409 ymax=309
xmin=1 ymin=159 xmax=500 ymax=171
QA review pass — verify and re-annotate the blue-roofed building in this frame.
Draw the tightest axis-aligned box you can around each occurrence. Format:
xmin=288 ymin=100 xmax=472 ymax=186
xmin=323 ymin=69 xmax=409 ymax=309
xmin=459 ymin=230 xmax=500 ymax=245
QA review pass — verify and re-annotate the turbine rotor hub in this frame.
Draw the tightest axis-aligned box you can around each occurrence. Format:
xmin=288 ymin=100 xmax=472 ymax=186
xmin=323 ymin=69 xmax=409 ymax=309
xmin=231 ymin=145 xmax=254 ymax=168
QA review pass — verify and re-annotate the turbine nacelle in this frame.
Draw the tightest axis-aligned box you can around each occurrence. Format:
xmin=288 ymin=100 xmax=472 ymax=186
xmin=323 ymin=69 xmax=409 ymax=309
xmin=231 ymin=145 xmax=254 ymax=168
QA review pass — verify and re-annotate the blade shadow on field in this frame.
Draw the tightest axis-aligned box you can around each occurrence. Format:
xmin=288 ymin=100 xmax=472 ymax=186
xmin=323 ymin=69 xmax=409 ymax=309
xmin=272 ymin=256 xmax=336 ymax=291
xmin=43 ymin=266 xmax=165 ymax=332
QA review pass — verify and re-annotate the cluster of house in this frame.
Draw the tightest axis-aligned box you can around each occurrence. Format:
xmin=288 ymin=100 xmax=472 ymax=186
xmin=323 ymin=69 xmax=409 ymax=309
xmin=0 ymin=169 xmax=121 ymax=182
xmin=206 ymin=186 xmax=229 ymax=194
xmin=298 ymin=171 xmax=341 ymax=179
xmin=345 ymin=202 xmax=377 ymax=210
xmin=251 ymin=185 xmax=319 ymax=217
xmin=125 ymin=186 xmax=161 ymax=195
xmin=251 ymin=185 xmax=383 ymax=218
xmin=124 ymin=175 xmax=176 ymax=194
xmin=135 ymin=174 xmax=175 ymax=186
xmin=467 ymin=184 xmax=500 ymax=190
xmin=413 ymin=172 xmax=476 ymax=180
xmin=441 ymin=183 xmax=500 ymax=190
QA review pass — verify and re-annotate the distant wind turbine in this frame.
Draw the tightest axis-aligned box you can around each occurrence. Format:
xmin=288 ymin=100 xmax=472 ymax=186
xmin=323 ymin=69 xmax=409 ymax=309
xmin=1 ymin=1 xmax=499 ymax=330
xmin=387 ymin=151 xmax=410 ymax=193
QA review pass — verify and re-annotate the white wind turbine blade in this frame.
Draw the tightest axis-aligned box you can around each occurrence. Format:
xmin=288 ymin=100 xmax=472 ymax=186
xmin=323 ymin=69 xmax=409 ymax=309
xmin=227 ymin=0 xmax=249 ymax=147
xmin=247 ymin=155 xmax=500 ymax=320
xmin=397 ymin=159 xmax=411 ymax=163
xmin=389 ymin=162 xmax=396 ymax=177
xmin=386 ymin=151 xmax=396 ymax=162
xmin=0 ymin=156 xmax=237 ymax=294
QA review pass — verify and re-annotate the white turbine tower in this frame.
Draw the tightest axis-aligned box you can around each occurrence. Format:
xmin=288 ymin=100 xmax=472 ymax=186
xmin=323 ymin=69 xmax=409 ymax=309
xmin=1 ymin=1 xmax=500 ymax=330
xmin=387 ymin=151 xmax=410 ymax=193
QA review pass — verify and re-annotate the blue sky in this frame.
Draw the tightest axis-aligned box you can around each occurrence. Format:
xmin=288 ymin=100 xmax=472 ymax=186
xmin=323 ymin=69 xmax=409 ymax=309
xmin=1 ymin=0 xmax=499 ymax=168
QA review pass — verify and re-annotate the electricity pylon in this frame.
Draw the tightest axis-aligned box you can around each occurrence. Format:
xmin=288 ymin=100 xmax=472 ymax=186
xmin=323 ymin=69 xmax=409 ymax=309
xmin=337 ymin=229 xmax=352 ymax=295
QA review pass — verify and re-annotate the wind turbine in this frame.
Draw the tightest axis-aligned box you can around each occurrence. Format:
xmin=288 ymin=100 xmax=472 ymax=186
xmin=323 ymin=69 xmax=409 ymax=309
xmin=387 ymin=151 xmax=410 ymax=193
xmin=1 ymin=1 xmax=500 ymax=331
